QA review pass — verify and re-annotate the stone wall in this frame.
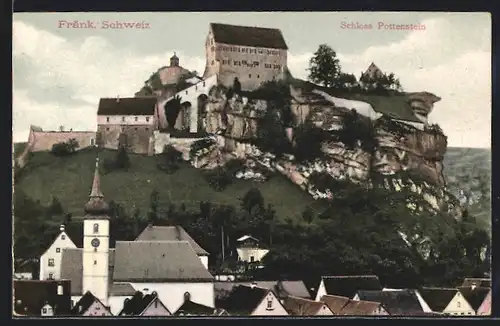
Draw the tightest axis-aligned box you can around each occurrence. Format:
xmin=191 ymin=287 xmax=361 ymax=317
xmin=98 ymin=124 xmax=153 ymax=154
xmin=27 ymin=127 xmax=96 ymax=152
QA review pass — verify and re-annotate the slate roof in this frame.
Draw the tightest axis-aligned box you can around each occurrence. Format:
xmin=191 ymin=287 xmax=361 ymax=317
xmin=216 ymin=285 xmax=271 ymax=315
xmin=112 ymin=241 xmax=214 ymax=282
xmin=321 ymin=275 xmax=382 ymax=298
xmin=97 ymin=97 xmax=157 ymax=116
xmin=355 ymin=290 xmax=423 ymax=315
xmin=13 ymin=280 xmax=72 ymax=316
xmin=458 ymin=286 xmax=491 ymax=311
xmin=71 ymin=291 xmax=110 ymax=315
xmin=110 ymin=283 xmax=136 ymax=296
xmin=339 ymin=299 xmax=385 ymax=316
xmin=283 ymin=296 xmax=330 ymax=316
xmin=320 ymin=295 xmax=350 ymax=314
xmin=119 ymin=291 xmax=169 ymax=315
xmin=135 ymin=225 xmax=209 ymax=255
xmin=175 ymin=300 xmax=216 ymax=315
xmin=214 ymin=281 xmax=311 ymax=300
xmin=461 ymin=278 xmax=491 ymax=288
xmin=210 ymin=23 xmax=288 ymax=50
xmin=60 ymin=248 xmax=116 ymax=295
xmin=418 ymin=288 xmax=458 ymax=312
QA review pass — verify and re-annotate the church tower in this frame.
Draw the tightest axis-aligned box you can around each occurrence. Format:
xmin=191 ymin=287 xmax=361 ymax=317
xmin=82 ymin=157 xmax=110 ymax=306
xmin=170 ymin=52 xmax=179 ymax=67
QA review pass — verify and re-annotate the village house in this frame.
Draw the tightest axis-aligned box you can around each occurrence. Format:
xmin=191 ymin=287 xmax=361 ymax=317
xmin=203 ymin=23 xmax=288 ymax=91
xmin=283 ymin=295 xmax=334 ymax=316
xmin=39 ymin=224 xmax=78 ymax=281
xmin=320 ymin=295 xmax=351 ymax=315
xmin=118 ymin=291 xmax=171 ymax=316
xmin=71 ymin=292 xmax=112 ymax=316
xmin=314 ymin=275 xmax=382 ymax=301
xmin=56 ymin=158 xmax=215 ymax=315
xmin=418 ymin=288 xmax=460 ymax=315
xmin=174 ymin=292 xmax=228 ymax=316
xmin=97 ymin=97 xmax=158 ymax=154
xmin=320 ymin=294 xmax=388 ymax=316
xmin=353 ymin=289 xmax=425 ymax=315
xmin=236 ymin=235 xmax=269 ymax=264
xmin=461 ymin=278 xmax=491 ymax=288
xmin=216 ymin=284 xmax=289 ymax=316
xmin=476 ymin=289 xmax=491 ymax=316
xmin=455 ymin=286 xmax=491 ymax=316
xmin=13 ymin=279 xmax=72 ymax=316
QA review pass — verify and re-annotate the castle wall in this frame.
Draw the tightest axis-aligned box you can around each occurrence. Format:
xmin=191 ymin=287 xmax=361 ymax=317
xmin=28 ymin=129 xmax=96 ymax=152
xmin=158 ymin=66 xmax=191 ymax=85
xmin=98 ymin=125 xmax=153 ymax=154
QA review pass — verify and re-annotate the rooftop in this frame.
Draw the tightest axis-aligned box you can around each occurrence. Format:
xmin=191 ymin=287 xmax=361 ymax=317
xmin=210 ymin=23 xmax=288 ymax=50
xmin=97 ymin=97 xmax=157 ymax=116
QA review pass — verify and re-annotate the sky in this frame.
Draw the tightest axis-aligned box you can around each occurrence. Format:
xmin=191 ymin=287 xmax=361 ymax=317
xmin=13 ymin=12 xmax=491 ymax=148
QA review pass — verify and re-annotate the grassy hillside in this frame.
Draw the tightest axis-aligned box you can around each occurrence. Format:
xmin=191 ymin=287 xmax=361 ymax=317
xmin=14 ymin=148 xmax=318 ymax=222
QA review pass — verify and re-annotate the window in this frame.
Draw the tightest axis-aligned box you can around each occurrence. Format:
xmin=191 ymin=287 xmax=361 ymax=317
xmin=250 ymin=256 xmax=255 ymax=262
xmin=90 ymin=139 xmax=95 ymax=146
xmin=106 ymin=128 xmax=110 ymax=131
xmin=145 ymin=128 xmax=149 ymax=131
xmin=94 ymin=260 xmax=97 ymax=265
xmin=43 ymin=308 xmax=47 ymax=313
xmin=257 ymin=75 xmax=260 ymax=79
xmin=61 ymin=235 xmax=66 ymax=240
xmin=135 ymin=116 xmax=138 ymax=121
xmin=249 ymin=74 xmax=252 ymax=78
xmin=93 ymin=223 xmax=99 ymax=234
xmin=48 ymin=259 xmax=55 ymax=267
xmin=134 ymin=127 xmax=138 ymax=131
xmin=146 ymin=117 xmax=150 ymax=122
xmin=203 ymin=82 xmax=206 ymax=87
xmin=121 ymin=117 xmax=125 ymax=122
xmin=242 ymin=60 xmax=247 ymax=65
xmin=48 ymin=273 xmax=54 ymax=279
xmin=457 ymin=302 xmax=461 ymax=308
xmin=266 ymin=299 xmax=273 ymax=310
xmin=106 ymin=117 xmax=110 ymax=122
xmin=56 ymin=248 xmax=60 ymax=253
xmin=185 ymin=90 xmax=188 ymax=95
xmin=154 ymin=300 xmax=158 ymax=308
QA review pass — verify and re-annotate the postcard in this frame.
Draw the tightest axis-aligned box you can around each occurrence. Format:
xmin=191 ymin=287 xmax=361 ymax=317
xmin=12 ymin=11 xmax=492 ymax=317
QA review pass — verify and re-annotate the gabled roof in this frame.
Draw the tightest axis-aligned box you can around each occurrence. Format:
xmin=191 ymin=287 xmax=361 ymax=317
xmin=210 ymin=23 xmax=288 ymax=50
xmin=175 ymin=300 xmax=216 ymax=315
xmin=119 ymin=291 xmax=170 ymax=315
xmin=71 ymin=291 xmax=110 ymax=315
xmin=60 ymin=248 xmax=116 ymax=295
xmin=112 ymin=241 xmax=213 ymax=282
xmin=461 ymin=278 xmax=491 ymax=288
xmin=283 ymin=296 xmax=331 ymax=316
xmin=320 ymin=295 xmax=350 ymax=314
xmin=110 ymin=283 xmax=136 ymax=296
xmin=237 ymin=235 xmax=259 ymax=242
xmin=13 ymin=280 xmax=72 ymax=316
xmin=321 ymin=275 xmax=382 ymax=298
xmin=339 ymin=299 xmax=385 ymax=315
xmin=214 ymin=281 xmax=311 ymax=300
xmin=355 ymin=290 xmax=423 ymax=315
xmin=458 ymin=286 xmax=490 ymax=310
xmin=418 ymin=288 xmax=458 ymax=312
xmin=216 ymin=285 xmax=272 ymax=315
xmin=135 ymin=225 xmax=209 ymax=255
xmin=97 ymin=97 xmax=157 ymax=116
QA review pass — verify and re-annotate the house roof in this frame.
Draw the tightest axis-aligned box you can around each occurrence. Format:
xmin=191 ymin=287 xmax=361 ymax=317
xmin=214 ymin=281 xmax=311 ymax=300
xmin=97 ymin=97 xmax=157 ymax=116
xmin=175 ymin=300 xmax=216 ymax=315
xmin=71 ymin=291 xmax=110 ymax=315
xmin=339 ymin=299 xmax=384 ymax=315
xmin=237 ymin=235 xmax=259 ymax=242
xmin=112 ymin=241 xmax=213 ymax=282
xmin=355 ymin=290 xmax=423 ymax=315
xmin=461 ymin=278 xmax=491 ymax=288
xmin=60 ymin=248 xmax=116 ymax=295
xmin=321 ymin=275 xmax=382 ymax=298
xmin=210 ymin=23 xmax=288 ymax=50
xmin=119 ymin=291 xmax=168 ymax=315
xmin=13 ymin=280 xmax=72 ymax=316
xmin=135 ymin=225 xmax=209 ymax=255
xmin=216 ymin=285 xmax=271 ymax=315
xmin=320 ymin=295 xmax=350 ymax=314
xmin=418 ymin=288 xmax=458 ymax=312
xmin=283 ymin=296 xmax=329 ymax=316
xmin=110 ymin=283 xmax=136 ymax=296
xmin=458 ymin=286 xmax=490 ymax=310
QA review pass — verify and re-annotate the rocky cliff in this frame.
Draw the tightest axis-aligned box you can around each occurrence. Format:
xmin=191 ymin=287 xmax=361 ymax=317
xmin=200 ymin=83 xmax=461 ymax=217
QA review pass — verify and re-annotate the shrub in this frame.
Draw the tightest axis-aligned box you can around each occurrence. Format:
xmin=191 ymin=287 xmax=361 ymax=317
xmin=51 ymin=138 xmax=79 ymax=156
xmin=157 ymin=145 xmax=183 ymax=174
xmin=205 ymin=167 xmax=232 ymax=192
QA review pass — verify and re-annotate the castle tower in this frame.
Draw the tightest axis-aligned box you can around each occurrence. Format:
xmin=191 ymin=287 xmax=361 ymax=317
xmin=82 ymin=157 xmax=110 ymax=306
xmin=170 ymin=52 xmax=179 ymax=67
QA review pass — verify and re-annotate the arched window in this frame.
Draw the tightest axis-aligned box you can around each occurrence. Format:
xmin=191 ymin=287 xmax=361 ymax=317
xmin=93 ymin=223 xmax=99 ymax=234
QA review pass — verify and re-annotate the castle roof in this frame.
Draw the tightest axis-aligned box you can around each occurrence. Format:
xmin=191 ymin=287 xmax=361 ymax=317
xmin=135 ymin=225 xmax=209 ymax=255
xmin=97 ymin=97 xmax=157 ymax=116
xmin=210 ymin=23 xmax=288 ymax=50
xmin=83 ymin=158 xmax=110 ymax=218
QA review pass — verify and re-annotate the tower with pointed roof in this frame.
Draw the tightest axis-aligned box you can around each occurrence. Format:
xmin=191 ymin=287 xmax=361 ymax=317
xmin=82 ymin=157 xmax=110 ymax=306
xmin=170 ymin=52 xmax=179 ymax=67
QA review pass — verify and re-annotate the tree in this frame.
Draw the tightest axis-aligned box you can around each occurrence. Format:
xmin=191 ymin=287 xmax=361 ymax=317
xmin=148 ymin=189 xmax=160 ymax=223
xmin=302 ymin=206 xmax=315 ymax=224
xmin=233 ymin=77 xmax=242 ymax=94
xmin=47 ymin=196 xmax=64 ymax=216
xmin=165 ymin=95 xmax=182 ymax=130
xmin=157 ymin=145 xmax=182 ymax=173
xmin=241 ymin=188 xmax=265 ymax=214
xmin=115 ymin=146 xmax=130 ymax=170
xmin=308 ymin=44 xmax=341 ymax=88
xmin=336 ymin=73 xmax=359 ymax=90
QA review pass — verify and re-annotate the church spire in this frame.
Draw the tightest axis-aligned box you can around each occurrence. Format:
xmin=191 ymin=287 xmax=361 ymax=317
xmin=84 ymin=157 xmax=109 ymax=216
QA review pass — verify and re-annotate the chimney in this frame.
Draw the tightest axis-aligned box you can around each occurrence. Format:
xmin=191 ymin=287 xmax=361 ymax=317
xmin=60 ymin=224 xmax=65 ymax=232
xmin=250 ymin=282 xmax=257 ymax=289
xmin=116 ymin=95 xmax=120 ymax=103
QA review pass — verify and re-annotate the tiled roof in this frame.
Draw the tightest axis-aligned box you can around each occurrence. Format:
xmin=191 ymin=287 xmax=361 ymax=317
xmin=71 ymin=291 xmax=110 ymax=315
xmin=119 ymin=291 xmax=169 ymax=315
xmin=13 ymin=280 xmax=72 ymax=316
xmin=458 ymin=286 xmax=490 ymax=310
xmin=320 ymin=295 xmax=350 ymax=314
xmin=112 ymin=241 xmax=213 ymax=282
xmin=461 ymin=278 xmax=491 ymax=288
xmin=135 ymin=225 xmax=209 ymax=255
xmin=283 ymin=296 xmax=330 ymax=316
xmin=214 ymin=281 xmax=311 ymax=300
xmin=339 ymin=299 xmax=384 ymax=315
xmin=175 ymin=300 xmax=216 ymax=316
xmin=418 ymin=288 xmax=458 ymax=312
xmin=355 ymin=289 xmax=423 ymax=315
xmin=321 ymin=275 xmax=382 ymax=298
xmin=110 ymin=283 xmax=136 ymax=296
xmin=97 ymin=97 xmax=157 ymax=116
xmin=216 ymin=285 xmax=270 ymax=315
xmin=210 ymin=23 xmax=288 ymax=50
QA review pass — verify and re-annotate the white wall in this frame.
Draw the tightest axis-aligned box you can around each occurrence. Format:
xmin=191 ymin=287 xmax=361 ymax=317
xmin=236 ymin=248 xmax=269 ymax=263
xmin=130 ymin=282 xmax=214 ymax=313
xmin=108 ymin=295 xmax=132 ymax=316
xmin=40 ymin=231 xmax=77 ymax=280
xmin=200 ymin=256 xmax=209 ymax=269
xmin=314 ymin=280 xmax=327 ymax=301
xmin=252 ymin=291 xmax=288 ymax=316
xmin=97 ymin=115 xmax=155 ymax=126
xmin=443 ymin=293 xmax=475 ymax=316
xmin=71 ymin=296 xmax=82 ymax=309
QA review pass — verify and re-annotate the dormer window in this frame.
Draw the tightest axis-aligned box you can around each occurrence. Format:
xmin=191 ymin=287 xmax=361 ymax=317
xmin=93 ymin=223 xmax=99 ymax=234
